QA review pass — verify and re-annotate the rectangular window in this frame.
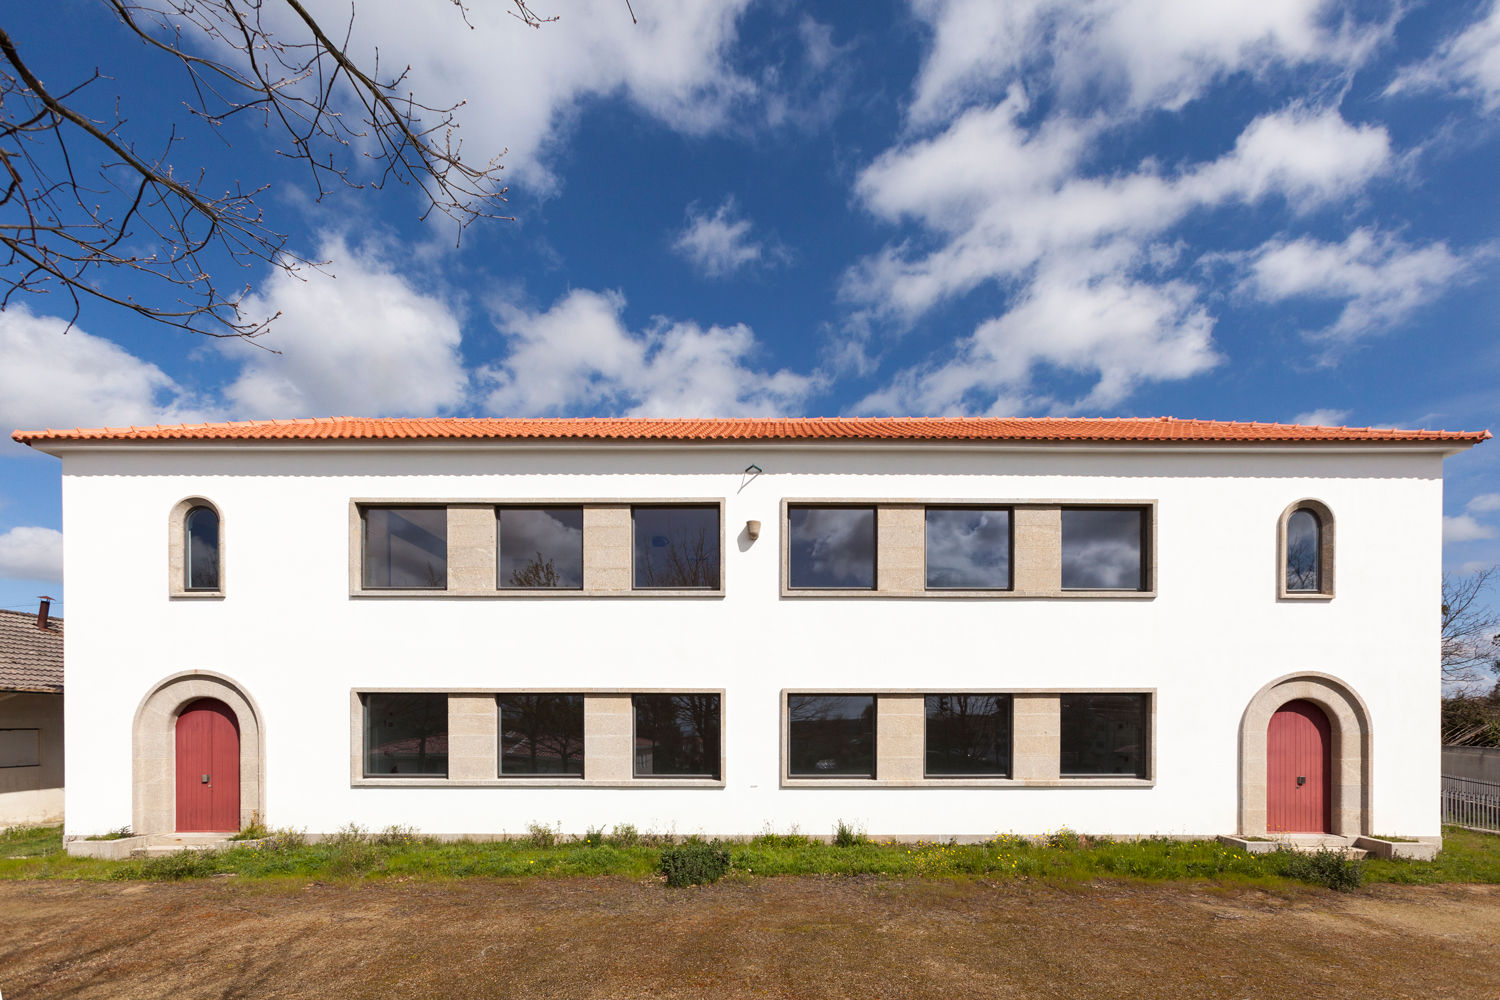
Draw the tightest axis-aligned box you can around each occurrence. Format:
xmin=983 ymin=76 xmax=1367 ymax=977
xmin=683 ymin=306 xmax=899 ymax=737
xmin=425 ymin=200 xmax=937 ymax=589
xmin=498 ymin=507 xmax=584 ymax=589
xmin=788 ymin=694 xmax=876 ymax=777
xmin=924 ymin=695 xmax=1012 ymax=777
xmin=0 ymin=729 xmax=40 ymax=768
xmin=633 ymin=694 xmax=721 ymax=778
xmin=499 ymin=694 xmax=584 ymax=775
xmin=362 ymin=507 xmax=447 ymax=589
xmin=363 ymin=693 xmax=448 ymax=776
xmin=1059 ymin=694 xmax=1149 ymax=778
xmin=787 ymin=506 xmax=877 ymax=589
xmin=1060 ymin=507 xmax=1147 ymax=591
xmin=925 ymin=507 xmax=1012 ymax=590
xmin=632 ymin=506 xmax=721 ymax=589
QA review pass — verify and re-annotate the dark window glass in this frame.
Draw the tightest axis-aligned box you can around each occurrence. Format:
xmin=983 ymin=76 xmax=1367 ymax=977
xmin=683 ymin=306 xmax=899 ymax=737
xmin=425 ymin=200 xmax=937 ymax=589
xmin=499 ymin=507 xmax=584 ymax=589
xmin=1061 ymin=508 xmax=1145 ymax=590
xmin=363 ymin=693 xmax=448 ymax=776
xmin=925 ymin=695 xmax=1012 ymax=776
xmin=788 ymin=506 xmax=876 ymax=589
xmin=633 ymin=694 xmax=721 ymax=777
xmin=1286 ymin=509 xmax=1321 ymax=592
xmin=788 ymin=694 xmax=875 ymax=777
xmin=1059 ymin=694 xmax=1148 ymax=778
xmin=185 ymin=505 xmax=220 ymax=590
xmin=499 ymin=695 xmax=584 ymax=776
xmin=363 ymin=507 xmax=447 ymax=589
xmin=632 ymin=507 xmax=720 ymax=589
xmin=925 ymin=508 xmax=1011 ymax=589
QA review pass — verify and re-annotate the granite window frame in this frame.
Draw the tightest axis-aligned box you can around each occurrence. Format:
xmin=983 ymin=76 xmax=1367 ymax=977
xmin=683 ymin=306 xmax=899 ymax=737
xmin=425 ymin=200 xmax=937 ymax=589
xmin=168 ymin=496 xmax=225 ymax=599
xmin=1277 ymin=499 xmax=1335 ymax=600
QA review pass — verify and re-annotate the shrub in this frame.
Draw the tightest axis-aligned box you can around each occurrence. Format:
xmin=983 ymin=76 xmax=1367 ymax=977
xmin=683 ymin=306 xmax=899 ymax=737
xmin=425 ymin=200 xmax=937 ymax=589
xmin=584 ymin=826 xmax=606 ymax=844
xmin=833 ymin=820 xmax=866 ymax=848
xmin=262 ymin=827 xmax=306 ymax=850
xmin=230 ymin=813 xmax=269 ymax=841
xmin=84 ymin=826 xmax=133 ymax=841
xmin=1273 ymin=847 xmax=1365 ymax=891
xmin=119 ymin=848 xmax=225 ymax=881
xmin=372 ymin=824 xmax=420 ymax=846
xmin=660 ymin=840 xmax=730 ymax=887
xmin=323 ymin=823 xmax=367 ymax=848
xmin=1046 ymin=827 xmax=1081 ymax=850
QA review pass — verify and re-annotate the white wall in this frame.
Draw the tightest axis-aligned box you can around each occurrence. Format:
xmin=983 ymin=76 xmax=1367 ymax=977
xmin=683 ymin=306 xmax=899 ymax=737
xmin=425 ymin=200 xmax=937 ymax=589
xmin=58 ymin=443 xmax=1447 ymax=837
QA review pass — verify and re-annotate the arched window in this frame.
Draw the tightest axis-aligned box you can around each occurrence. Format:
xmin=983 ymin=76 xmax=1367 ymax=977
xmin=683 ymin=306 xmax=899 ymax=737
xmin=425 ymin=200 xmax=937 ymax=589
xmin=185 ymin=506 xmax=221 ymax=591
xmin=169 ymin=497 xmax=224 ymax=597
xmin=1279 ymin=500 xmax=1333 ymax=599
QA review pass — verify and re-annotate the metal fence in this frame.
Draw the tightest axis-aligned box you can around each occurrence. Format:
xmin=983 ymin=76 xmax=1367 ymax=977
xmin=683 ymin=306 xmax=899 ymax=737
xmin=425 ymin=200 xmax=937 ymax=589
xmin=1441 ymin=775 xmax=1500 ymax=834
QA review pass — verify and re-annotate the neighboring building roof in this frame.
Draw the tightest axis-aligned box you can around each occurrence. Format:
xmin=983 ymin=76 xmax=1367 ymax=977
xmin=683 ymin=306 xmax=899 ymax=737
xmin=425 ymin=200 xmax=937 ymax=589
xmin=10 ymin=416 xmax=1492 ymax=447
xmin=0 ymin=609 xmax=63 ymax=694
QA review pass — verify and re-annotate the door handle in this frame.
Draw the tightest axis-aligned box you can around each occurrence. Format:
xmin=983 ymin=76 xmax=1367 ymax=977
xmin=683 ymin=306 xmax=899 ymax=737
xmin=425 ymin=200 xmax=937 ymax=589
xmin=201 ymin=774 xmax=211 ymax=784
xmin=1296 ymin=776 xmax=1306 ymax=787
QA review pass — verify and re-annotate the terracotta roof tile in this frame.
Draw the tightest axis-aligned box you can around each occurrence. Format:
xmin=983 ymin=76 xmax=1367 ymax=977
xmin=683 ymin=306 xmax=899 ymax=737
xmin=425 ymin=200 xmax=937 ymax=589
xmin=0 ymin=609 xmax=63 ymax=694
xmin=9 ymin=416 xmax=1491 ymax=447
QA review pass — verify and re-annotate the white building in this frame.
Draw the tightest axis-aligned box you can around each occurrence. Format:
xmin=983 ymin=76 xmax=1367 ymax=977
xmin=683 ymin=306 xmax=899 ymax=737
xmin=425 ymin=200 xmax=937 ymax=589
xmin=13 ymin=416 xmax=1488 ymax=845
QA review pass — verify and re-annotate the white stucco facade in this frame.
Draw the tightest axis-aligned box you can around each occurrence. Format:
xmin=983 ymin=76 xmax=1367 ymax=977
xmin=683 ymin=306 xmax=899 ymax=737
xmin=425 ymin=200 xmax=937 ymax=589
xmin=40 ymin=431 xmax=1469 ymax=840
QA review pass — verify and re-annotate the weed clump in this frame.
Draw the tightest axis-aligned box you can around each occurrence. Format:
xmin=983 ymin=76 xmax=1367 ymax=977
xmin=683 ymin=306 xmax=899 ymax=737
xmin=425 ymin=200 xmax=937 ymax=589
xmin=1272 ymin=847 xmax=1365 ymax=891
xmin=660 ymin=840 xmax=731 ymax=887
xmin=833 ymin=820 xmax=867 ymax=848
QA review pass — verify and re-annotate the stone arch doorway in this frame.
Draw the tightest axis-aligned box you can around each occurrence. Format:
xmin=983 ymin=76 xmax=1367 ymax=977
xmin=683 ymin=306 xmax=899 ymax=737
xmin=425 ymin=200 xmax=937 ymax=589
xmin=133 ymin=672 xmax=264 ymax=835
xmin=1238 ymin=673 xmax=1371 ymax=838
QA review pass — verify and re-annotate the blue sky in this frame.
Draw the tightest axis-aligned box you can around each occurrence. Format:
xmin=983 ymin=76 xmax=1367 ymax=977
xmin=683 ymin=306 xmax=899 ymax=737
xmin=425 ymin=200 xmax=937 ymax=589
xmin=3 ymin=0 xmax=1500 ymax=617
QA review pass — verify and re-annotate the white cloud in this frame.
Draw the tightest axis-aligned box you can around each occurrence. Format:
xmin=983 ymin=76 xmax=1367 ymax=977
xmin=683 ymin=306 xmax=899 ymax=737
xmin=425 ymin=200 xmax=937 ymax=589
xmin=673 ymin=199 xmax=785 ymax=278
xmin=1387 ymin=1 xmax=1500 ymax=110
xmin=479 ymin=288 xmax=816 ymax=417
xmin=906 ymin=0 xmax=1384 ymax=123
xmin=1445 ymin=514 xmax=1497 ymax=544
xmin=288 ymin=0 xmax=755 ymax=191
xmin=857 ymin=267 xmax=1218 ymax=415
xmin=0 ymin=526 xmax=63 ymax=583
xmin=1240 ymin=229 xmax=1475 ymax=343
xmin=224 ymin=235 xmax=468 ymax=418
xmin=846 ymin=99 xmax=1388 ymax=413
xmin=1467 ymin=493 xmax=1500 ymax=514
xmin=1292 ymin=408 xmax=1351 ymax=426
xmin=0 ymin=305 xmax=209 ymax=438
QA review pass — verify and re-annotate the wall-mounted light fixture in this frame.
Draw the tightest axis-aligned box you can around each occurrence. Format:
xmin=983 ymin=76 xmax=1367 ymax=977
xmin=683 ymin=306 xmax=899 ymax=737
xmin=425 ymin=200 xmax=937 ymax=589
xmin=745 ymin=519 xmax=761 ymax=541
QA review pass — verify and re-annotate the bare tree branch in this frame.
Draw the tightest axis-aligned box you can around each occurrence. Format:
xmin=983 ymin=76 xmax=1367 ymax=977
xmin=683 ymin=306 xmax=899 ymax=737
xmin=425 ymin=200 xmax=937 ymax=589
xmin=1442 ymin=566 xmax=1500 ymax=692
xmin=0 ymin=0 xmax=546 ymax=341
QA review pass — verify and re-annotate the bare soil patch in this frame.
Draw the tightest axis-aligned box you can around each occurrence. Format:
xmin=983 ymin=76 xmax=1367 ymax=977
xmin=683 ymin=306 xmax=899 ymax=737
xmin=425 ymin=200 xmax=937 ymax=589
xmin=2 ymin=877 xmax=1497 ymax=999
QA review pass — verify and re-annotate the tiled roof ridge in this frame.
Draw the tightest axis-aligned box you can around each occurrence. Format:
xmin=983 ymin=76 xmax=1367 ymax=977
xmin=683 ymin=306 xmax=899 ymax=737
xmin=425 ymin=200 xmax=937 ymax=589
xmin=10 ymin=415 xmax=1492 ymax=445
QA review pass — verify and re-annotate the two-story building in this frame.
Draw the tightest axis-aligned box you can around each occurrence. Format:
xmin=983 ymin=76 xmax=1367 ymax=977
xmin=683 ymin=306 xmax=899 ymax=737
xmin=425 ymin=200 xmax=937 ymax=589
xmin=13 ymin=416 xmax=1487 ymax=845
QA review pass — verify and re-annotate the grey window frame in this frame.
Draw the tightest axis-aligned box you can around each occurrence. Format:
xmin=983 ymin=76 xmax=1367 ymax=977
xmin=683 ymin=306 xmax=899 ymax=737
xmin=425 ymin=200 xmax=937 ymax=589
xmin=922 ymin=693 xmax=1014 ymax=778
xmin=1058 ymin=693 xmax=1151 ymax=779
xmin=631 ymin=693 xmax=723 ymax=780
xmin=360 ymin=505 xmax=449 ymax=591
xmin=785 ymin=504 xmax=879 ymax=591
xmin=923 ymin=506 xmax=1015 ymax=592
xmin=496 ymin=505 xmax=586 ymax=591
xmin=1060 ymin=505 xmax=1150 ymax=593
xmin=630 ymin=505 xmax=723 ymax=592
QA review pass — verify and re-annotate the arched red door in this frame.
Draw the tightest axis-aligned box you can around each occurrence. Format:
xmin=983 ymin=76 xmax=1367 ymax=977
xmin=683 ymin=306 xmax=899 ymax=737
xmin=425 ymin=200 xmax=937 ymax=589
xmin=175 ymin=699 xmax=240 ymax=832
xmin=1266 ymin=699 xmax=1331 ymax=833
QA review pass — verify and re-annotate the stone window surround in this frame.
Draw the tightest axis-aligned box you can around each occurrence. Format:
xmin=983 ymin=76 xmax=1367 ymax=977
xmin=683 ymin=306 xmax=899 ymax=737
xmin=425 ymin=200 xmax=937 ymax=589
xmin=1276 ymin=498 xmax=1335 ymax=601
xmin=350 ymin=688 xmax=727 ymax=789
xmin=168 ymin=496 xmax=225 ymax=598
xmin=779 ymin=688 xmax=1156 ymax=789
xmin=779 ymin=500 xmax=1157 ymax=599
xmin=348 ymin=499 xmax=727 ymax=598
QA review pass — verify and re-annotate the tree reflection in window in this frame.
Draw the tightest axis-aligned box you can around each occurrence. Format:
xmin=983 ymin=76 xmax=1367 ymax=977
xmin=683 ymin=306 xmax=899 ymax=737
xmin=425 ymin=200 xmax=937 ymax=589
xmin=499 ymin=507 xmax=583 ymax=589
xmin=632 ymin=507 xmax=720 ymax=589
xmin=499 ymin=694 xmax=584 ymax=775
xmin=788 ymin=694 xmax=875 ymax=777
xmin=925 ymin=695 xmax=1011 ymax=776
xmin=363 ymin=693 xmax=448 ymax=776
xmin=1286 ymin=508 xmax=1321 ymax=592
xmin=184 ymin=505 xmax=220 ymax=590
xmin=633 ymin=694 xmax=721 ymax=777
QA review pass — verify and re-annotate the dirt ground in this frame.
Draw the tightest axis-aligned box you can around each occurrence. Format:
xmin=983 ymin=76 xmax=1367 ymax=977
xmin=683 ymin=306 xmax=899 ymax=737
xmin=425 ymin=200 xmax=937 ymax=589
xmin=2 ymin=877 xmax=1498 ymax=999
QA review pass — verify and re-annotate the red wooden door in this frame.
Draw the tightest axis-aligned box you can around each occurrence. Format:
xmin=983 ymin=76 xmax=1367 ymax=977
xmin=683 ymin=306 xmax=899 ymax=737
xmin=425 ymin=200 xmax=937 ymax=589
xmin=1266 ymin=699 xmax=1331 ymax=833
xmin=175 ymin=699 xmax=240 ymax=832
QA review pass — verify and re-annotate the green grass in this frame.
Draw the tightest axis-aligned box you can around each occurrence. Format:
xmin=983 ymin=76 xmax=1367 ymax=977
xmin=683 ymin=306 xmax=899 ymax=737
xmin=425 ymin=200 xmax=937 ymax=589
xmin=1 ymin=825 xmax=1496 ymax=889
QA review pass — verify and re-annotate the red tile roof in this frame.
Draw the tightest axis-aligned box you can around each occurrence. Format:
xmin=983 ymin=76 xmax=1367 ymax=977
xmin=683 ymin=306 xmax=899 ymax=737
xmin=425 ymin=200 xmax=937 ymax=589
xmin=0 ymin=609 xmax=63 ymax=694
xmin=10 ymin=416 xmax=1490 ymax=447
